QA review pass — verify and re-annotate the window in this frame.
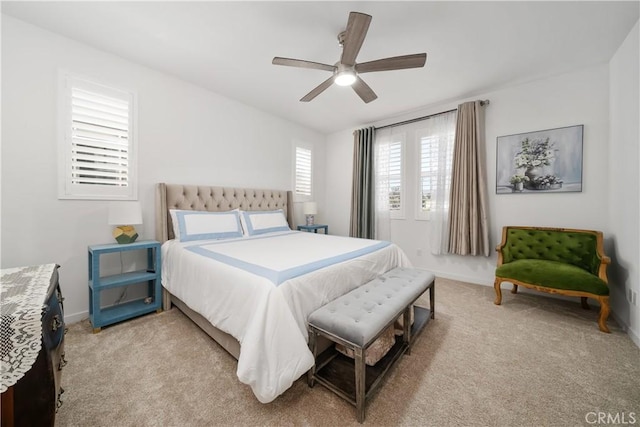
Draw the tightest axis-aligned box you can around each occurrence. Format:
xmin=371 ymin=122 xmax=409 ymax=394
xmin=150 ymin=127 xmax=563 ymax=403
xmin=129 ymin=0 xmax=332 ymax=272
xmin=376 ymin=133 xmax=405 ymax=219
xmin=416 ymin=111 xmax=457 ymax=220
xmin=419 ymin=135 xmax=453 ymax=211
xmin=388 ymin=141 xmax=403 ymax=211
xmin=294 ymin=144 xmax=312 ymax=200
xmin=58 ymin=72 xmax=137 ymax=200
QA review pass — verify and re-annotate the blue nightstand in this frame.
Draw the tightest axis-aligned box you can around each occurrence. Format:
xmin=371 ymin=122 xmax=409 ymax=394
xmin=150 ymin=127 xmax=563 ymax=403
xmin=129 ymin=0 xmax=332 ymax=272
xmin=88 ymin=240 xmax=161 ymax=332
xmin=298 ymin=224 xmax=329 ymax=234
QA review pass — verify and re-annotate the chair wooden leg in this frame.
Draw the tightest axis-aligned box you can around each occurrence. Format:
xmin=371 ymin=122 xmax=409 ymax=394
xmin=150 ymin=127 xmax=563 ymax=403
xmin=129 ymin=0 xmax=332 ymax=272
xmin=581 ymin=297 xmax=590 ymax=310
xmin=597 ymin=297 xmax=611 ymax=333
xmin=494 ymin=278 xmax=503 ymax=305
xmin=511 ymin=284 xmax=518 ymax=294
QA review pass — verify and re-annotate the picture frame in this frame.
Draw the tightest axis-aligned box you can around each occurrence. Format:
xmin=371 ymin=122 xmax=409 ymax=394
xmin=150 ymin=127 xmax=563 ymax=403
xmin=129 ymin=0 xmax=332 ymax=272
xmin=496 ymin=124 xmax=583 ymax=194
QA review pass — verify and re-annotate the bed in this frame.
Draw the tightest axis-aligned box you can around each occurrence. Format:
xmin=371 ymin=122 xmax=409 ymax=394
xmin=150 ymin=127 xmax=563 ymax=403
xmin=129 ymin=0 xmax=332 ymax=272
xmin=155 ymin=183 xmax=411 ymax=403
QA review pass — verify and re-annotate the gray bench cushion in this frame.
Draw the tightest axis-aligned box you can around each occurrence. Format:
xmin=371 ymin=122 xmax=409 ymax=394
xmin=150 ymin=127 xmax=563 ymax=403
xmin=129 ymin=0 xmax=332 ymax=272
xmin=308 ymin=268 xmax=435 ymax=347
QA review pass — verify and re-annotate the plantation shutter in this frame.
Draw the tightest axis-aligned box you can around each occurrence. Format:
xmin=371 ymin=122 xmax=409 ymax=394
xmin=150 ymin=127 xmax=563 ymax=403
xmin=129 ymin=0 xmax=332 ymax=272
xmin=388 ymin=141 xmax=402 ymax=210
xmin=71 ymin=87 xmax=130 ymax=186
xmin=295 ymin=146 xmax=312 ymax=198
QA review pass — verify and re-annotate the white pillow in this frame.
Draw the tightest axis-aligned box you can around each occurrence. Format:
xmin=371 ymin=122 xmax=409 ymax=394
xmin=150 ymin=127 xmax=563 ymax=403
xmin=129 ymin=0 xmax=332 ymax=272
xmin=169 ymin=209 xmax=243 ymax=242
xmin=239 ymin=209 xmax=290 ymax=236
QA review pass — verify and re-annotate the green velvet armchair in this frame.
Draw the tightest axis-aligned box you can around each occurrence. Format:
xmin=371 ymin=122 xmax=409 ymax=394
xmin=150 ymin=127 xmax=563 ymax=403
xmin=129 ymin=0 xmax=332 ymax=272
xmin=494 ymin=226 xmax=611 ymax=332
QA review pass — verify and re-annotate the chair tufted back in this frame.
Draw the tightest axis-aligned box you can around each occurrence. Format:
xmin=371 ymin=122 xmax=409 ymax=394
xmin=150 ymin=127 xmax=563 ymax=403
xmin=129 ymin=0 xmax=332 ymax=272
xmin=501 ymin=227 xmax=602 ymax=275
xmin=156 ymin=183 xmax=293 ymax=242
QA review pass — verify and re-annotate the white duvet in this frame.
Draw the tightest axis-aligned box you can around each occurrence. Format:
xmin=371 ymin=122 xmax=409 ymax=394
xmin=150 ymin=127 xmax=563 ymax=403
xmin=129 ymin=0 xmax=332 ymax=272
xmin=161 ymin=231 xmax=410 ymax=403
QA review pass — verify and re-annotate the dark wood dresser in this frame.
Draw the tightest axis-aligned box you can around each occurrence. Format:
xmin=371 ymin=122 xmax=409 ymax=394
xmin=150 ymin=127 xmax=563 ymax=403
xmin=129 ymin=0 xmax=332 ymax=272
xmin=1 ymin=264 xmax=66 ymax=427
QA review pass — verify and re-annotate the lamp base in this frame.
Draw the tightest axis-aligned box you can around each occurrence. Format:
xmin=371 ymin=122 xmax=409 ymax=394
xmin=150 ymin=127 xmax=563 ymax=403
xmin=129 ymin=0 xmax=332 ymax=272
xmin=305 ymin=215 xmax=315 ymax=226
xmin=113 ymin=225 xmax=139 ymax=244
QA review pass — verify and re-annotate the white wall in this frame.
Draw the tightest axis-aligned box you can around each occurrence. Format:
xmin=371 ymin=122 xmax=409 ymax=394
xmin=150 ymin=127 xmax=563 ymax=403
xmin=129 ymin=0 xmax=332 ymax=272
xmin=609 ymin=20 xmax=640 ymax=346
xmin=324 ymin=128 xmax=354 ymax=233
xmin=326 ymin=64 xmax=611 ymax=286
xmin=1 ymin=16 xmax=325 ymax=322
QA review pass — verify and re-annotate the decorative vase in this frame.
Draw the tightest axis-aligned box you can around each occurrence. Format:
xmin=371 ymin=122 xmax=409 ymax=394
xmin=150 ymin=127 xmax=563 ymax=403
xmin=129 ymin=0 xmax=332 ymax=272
xmin=514 ymin=182 xmax=524 ymax=192
xmin=525 ymin=166 xmax=542 ymax=182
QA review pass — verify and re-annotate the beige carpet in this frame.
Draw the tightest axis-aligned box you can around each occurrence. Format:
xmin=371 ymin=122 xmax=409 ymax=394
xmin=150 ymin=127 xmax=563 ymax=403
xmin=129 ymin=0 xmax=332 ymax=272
xmin=55 ymin=279 xmax=640 ymax=426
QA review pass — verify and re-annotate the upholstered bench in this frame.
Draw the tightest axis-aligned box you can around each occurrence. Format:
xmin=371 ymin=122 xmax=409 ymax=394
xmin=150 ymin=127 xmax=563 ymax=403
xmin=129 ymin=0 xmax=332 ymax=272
xmin=307 ymin=267 xmax=435 ymax=423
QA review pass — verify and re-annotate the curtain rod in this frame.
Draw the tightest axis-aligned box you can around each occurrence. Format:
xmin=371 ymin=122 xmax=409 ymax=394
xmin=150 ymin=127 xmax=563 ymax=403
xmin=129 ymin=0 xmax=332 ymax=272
xmin=374 ymin=100 xmax=490 ymax=131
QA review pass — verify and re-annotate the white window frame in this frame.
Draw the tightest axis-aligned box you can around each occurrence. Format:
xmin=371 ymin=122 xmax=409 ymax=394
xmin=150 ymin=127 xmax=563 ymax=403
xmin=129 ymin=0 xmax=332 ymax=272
xmin=58 ymin=71 xmax=138 ymax=200
xmin=292 ymin=142 xmax=313 ymax=202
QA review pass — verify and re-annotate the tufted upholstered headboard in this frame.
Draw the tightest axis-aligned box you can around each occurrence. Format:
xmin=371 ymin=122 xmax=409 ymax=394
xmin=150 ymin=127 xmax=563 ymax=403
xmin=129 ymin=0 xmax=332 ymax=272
xmin=155 ymin=183 xmax=294 ymax=243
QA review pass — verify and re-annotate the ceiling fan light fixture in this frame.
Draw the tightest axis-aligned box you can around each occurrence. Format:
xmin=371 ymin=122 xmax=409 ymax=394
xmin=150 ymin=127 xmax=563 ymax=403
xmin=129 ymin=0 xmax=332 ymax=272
xmin=272 ymin=12 xmax=426 ymax=103
xmin=334 ymin=70 xmax=356 ymax=86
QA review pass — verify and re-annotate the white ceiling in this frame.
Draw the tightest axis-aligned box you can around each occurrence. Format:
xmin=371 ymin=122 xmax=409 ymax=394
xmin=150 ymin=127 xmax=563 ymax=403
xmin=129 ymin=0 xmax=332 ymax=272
xmin=3 ymin=1 xmax=638 ymax=134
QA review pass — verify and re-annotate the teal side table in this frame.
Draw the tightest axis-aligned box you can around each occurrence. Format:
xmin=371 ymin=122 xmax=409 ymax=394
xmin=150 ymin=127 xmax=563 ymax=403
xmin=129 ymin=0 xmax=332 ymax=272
xmin=297 ymin=224 xmax=329 ymax=234
xmin=88 ymin=240 xmax=161 ymax=332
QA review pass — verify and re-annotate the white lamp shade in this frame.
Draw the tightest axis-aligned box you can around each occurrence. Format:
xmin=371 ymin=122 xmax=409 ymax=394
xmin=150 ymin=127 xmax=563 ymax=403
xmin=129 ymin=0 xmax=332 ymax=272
xmin=303 ymin=202 xmax=318 ymax=215
xmin=108 ymin=201 xmax=142 ymax=225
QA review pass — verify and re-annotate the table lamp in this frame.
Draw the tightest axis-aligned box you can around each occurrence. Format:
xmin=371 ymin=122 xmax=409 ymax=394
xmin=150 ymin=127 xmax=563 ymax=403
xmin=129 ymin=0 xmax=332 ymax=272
xmin=108 ymin=201 xmax=142 ymax=244
xmin=303 ymin=202 xmax=317 ymax=226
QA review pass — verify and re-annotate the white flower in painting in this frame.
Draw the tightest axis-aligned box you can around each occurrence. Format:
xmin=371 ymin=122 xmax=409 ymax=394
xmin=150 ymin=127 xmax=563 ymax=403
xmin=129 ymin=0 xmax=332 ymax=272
xmin=514 ymin=137 xmax=556 ymax=169
xmin=514 ymin=154 xmax=528 ymax=168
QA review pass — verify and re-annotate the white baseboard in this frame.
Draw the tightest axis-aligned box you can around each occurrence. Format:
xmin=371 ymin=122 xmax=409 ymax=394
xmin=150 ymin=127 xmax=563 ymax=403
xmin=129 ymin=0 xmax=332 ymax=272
xmin=609 ymin=311 xmax=640 ymax=348
xmin=628 ymin=327 xmax=640 ymax=348
xmin=65 ymin=310 xmax=89 ymax=324
xmin=64 ymin=294 xmax=151 ymax=325
xmin=421 ymin=269 xmax=494 ymax=287
xmin=610 ymin=311 xmax=628 ymax=333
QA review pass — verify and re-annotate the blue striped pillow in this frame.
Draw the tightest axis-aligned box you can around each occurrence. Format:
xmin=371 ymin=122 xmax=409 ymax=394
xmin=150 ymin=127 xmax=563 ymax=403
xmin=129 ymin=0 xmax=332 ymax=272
xmin=170 ymin=210 xmax=243 ymax=242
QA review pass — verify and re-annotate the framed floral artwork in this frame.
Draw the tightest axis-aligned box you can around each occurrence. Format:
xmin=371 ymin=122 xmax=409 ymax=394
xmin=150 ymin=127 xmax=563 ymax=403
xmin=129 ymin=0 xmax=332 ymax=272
xmin=496 ymin=124 xmax=583 ymax=194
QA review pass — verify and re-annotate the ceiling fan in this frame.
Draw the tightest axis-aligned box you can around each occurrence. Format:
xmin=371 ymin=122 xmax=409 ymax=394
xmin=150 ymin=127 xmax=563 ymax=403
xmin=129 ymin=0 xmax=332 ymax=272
xmin=272 ymin=11 xmax=427 ymax=103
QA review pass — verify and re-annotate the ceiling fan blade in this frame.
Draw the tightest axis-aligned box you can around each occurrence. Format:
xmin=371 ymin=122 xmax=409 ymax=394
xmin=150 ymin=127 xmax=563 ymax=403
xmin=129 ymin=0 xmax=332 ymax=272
xmin=352 ymin=76 xmax=377 ymax=103
xmin=272 ymin=57 xmax=336 ymax=72
xmin=340 ymin=12 xmax=372 ymax=66
xmin=355 ymin=53 xmax=427 ymax=74
xmin=300 ymin=76 xmax=335 ymax=102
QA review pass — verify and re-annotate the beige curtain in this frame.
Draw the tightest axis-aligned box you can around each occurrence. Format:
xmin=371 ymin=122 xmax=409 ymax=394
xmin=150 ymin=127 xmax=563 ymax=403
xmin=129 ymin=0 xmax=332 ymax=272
xmin=447 ymin=101 xmax=490 ymax=256
xmin=349 ymin=127 xmax=376 ymax=239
